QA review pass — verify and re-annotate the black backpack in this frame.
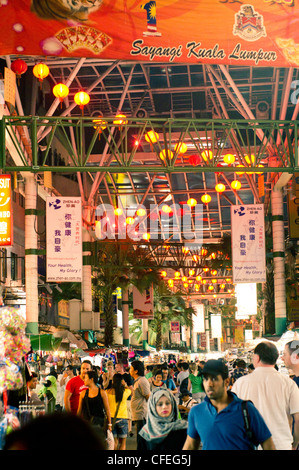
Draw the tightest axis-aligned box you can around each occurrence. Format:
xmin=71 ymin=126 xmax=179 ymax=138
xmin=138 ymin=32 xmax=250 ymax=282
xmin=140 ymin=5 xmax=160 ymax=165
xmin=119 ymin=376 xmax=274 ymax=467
xmin=241 ymin=400 xmax=256 ymax=450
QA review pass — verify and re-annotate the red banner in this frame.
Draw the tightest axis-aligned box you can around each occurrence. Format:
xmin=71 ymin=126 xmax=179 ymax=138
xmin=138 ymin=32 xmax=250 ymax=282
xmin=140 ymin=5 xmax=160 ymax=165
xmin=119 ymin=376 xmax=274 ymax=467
xmin=0 ymin=1 xmax=298 ymax=67
xmin=0 ymin=175 xmax=12 ymax=246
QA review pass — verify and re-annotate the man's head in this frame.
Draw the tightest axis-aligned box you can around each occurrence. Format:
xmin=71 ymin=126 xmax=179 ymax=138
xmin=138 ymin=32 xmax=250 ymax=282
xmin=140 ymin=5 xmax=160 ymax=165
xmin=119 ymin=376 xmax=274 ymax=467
xmin=282 ymin=340 xmax=299 ymax=370
xmin=115 ymin=362 xmax=125 ymax=373
xmin=202 ymin=360 xmax=229 ymax=401
xmin=130 ymin=360 xmax=144 ymax=378
xmin=80 ymin=360 xmax=92 ymax=379
xmin=253 ymin=341 xmax=279 ymax=368
xmin=27 ymin=372 xmax=38 ymax=390
xmin=180 ymin=390 xmax=192 ymax=402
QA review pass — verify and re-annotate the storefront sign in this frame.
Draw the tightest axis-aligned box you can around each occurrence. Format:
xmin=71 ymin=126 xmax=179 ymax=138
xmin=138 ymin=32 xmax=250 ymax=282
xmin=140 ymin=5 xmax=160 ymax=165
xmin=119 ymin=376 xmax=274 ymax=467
xmin=170 ymin=321 xmax=180 ymax=333
xmin=1 ymin=1 xmax=298 ymax=67
xmin=0 ymin=175 xmax=12 ymax=246
xmin=231 ymin=204 xmax=266 ymax=283
xmin=46 ymin=197 xmax=82 ymax=282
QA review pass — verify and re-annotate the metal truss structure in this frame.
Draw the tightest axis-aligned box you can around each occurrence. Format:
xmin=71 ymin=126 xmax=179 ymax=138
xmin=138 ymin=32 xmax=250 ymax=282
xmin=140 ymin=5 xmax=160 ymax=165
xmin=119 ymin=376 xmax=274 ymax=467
xmin=1 ymin=56 xmax=298 ymax=296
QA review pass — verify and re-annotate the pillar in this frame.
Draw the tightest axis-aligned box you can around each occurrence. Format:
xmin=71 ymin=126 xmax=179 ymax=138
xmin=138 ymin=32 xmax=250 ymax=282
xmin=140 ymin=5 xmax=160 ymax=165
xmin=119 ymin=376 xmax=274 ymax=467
xmin=122 ymin=286 xmax=130 ymax=347
xmin=271 ymin=188 xmax=287 ymax=335
xmin=82 ymin=206 xmax=93 ymax=314
xmin=25 ymin=174 xmax=39 ymax=334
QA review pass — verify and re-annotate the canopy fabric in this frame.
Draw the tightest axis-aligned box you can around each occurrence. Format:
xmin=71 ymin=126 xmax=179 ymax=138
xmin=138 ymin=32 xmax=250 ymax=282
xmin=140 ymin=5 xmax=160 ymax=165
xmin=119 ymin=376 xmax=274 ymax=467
xmin=0 ymin=1 xmax=298 ymax=67
xmin=52 ymin=330 xmax=88 ymax=349
xmin=30 ymin=334 xmax=62 ymax=351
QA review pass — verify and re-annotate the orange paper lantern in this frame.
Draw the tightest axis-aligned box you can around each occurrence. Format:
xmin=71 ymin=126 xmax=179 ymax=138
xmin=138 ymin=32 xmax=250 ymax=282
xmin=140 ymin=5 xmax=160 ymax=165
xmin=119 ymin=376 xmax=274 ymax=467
xmin=53 ymin=83 xmax=69 ymax=103
xmin=33 ymin=63 xmax=49 ymax=82
xmin=74 ymin=91 xmax=90 ymax=110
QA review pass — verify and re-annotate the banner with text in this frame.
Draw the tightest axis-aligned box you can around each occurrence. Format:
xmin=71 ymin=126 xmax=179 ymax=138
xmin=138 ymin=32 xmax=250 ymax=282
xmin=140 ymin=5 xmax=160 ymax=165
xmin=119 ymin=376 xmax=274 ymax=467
xmin=46 ymin=197 xmax=82 ymax=282
xmin=231 ymin=204 xmax=266 ymax=283
xmin=1 ymin=1 xmax=299 ymax=67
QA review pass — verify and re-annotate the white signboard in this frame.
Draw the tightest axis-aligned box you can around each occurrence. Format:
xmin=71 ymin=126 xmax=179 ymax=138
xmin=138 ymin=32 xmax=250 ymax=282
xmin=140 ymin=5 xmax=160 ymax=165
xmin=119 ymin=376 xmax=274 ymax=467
xmin=192 ymin=303 xmax=205 ymax=333
xmin=235 ymin=283 xmax=257 ymax=319
xmin=210 ymin=314 xmax=222 ymax=339
xmin=132 ymin=285 xmax=154 ymax=319
xmin=46 ymin=197 xmax=82 ymax=282
xmin=231 ymin=204 xmax=266 ymax=283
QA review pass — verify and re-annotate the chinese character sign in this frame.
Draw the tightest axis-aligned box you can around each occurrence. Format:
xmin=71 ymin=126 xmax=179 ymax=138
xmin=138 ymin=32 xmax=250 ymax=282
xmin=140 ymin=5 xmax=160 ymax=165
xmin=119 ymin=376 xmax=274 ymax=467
xmin=46 ymin=197 xmax=82 ymax=282
xmin=231 ymin=204 xmax=266 ymax=283
xmin=0 ymin=175 xmax=12 ymax=246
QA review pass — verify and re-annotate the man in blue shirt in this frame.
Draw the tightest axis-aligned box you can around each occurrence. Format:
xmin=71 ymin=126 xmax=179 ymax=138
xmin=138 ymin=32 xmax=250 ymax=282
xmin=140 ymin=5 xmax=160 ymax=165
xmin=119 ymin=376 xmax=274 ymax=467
xmin=183 ymin=359 xmax=275 ymax=450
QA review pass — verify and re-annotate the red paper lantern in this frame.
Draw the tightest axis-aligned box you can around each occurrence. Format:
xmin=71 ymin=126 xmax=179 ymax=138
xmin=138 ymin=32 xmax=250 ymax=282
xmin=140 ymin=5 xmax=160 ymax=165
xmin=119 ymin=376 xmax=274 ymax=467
xmin=189 ymin=154 xmax=200 ymax=166
xmin=11 ymin=58 xmax=27 ymax=82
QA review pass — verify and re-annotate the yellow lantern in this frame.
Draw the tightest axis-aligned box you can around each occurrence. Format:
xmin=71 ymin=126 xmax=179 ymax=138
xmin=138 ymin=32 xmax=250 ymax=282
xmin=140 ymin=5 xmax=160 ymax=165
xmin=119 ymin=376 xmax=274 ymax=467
xmin=145 ymin=130 xmax=159 ymax=144
xmin=208 ymin=285 xmax=214 ymax=291
xmin=201 ymin=194 xmax=211 ymax=204
xmin=93 ymin=117 xmax=107 ymax=131
xmin=235 ymin=164 xmax=245 ymax=175
xmin=183 ymin=282 xmax=189 ymax=288
xmin=187 ymin=198 xmax=197 ymax=207
xmin=142 ymin=232 xmax=151 ymax=241
xmin=182 ymin=276 xmax=188 ymax=282
xmin=159 ymin=149 xmax=173 ymax=161
xmin=231 ymin=180 xmax=242 ymax=190
xmin=223 ymin=153 xmax=235 ymax=165
xmin=161 ymin=204 xmax=172 ymax=214
xmin=53 ymin=83 xmax=69 ymax=103
xmin=114 ymin=208 xmax=123 ymax=216
xmin=113 ymin=114 xmax=128 ymax=125
xmin=33 ymin=63 xmax=49 ymax=82
xmin=189 ymin=269 xmax=195 ymax=276
xmin=196 ymin=275 xmax=202 ymax=282
xmin=201 ymin=150 xmax=213 ymax=161
xmin=168 ymin=279 xmax=174 ymax=287
xmin=244 ymin=154 xmax=255 ymax=166
xmin=74 ymin=91 xmax=90 ymax=110
xmin=126 ymin=216 xmax=135 ymax=225
xmin=161 ymin=271 xmax=167 ymax=277
xmin=215 ymin=183 xmax=225 ymax=193
xmin=136 ymin=207 xmax=146 ymax=217
xmin=174 ymin=271 xmax=180 ymax=279
xmin=174 ymin=142 xmax=188 ymax=154
xmin=256 ymin=164 xmax=264 ymax=174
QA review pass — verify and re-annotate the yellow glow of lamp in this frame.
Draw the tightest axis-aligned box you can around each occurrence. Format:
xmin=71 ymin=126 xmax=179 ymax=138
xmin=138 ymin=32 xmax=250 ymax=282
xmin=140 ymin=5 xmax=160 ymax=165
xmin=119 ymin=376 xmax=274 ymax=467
xmin=33 ymin=63 xmax=49 ymax=82
xmin=174 ymin=271 xmax=180 ymax=279
xmin=126 ymin=216 xmax=135 ymax=225
xmin=244 ymin=154 xmax=255 ymax=166
xmin=231 ymin=180 xmax=242 ymax=190
xmin=113 ymin=114 xmax=128 ymax=125
xmin=223 ymin=153 xmax=235 ymax=165
xmin=189 ymin=269 xmax=195 ymax=276
xmin=183 ymin=282 xmax=189 ymax=288
xmin=145 ymin=130 xmax=159 ymax=144
xmin=93 ymin=117 xmax=107 ymax=130
xmin=142 ymin=232 xmax=151 ymax=241
xmin=161 ymin=271 xmax=167 ymax=277
xmin=196 ymin=275 xmax=202 ymax=282
xmin=159 ymin=149 xmax=173 ymax=160
xmin=114 ymin=208 xmax=123 ymax=216
xmin=174 ymin=142 xmax=188 ymax=154
xmin=168 ymin=279 xmax=174 ymax=287
xmin=161 ymin=204 xmax=172 ymax=214
xmin=201 ymin=194 xmax=211 ymax=204
xmin=235 ymin=164 xmax=245 ymax=175
xmin=136 ymin=207 xmax=146 ymax=217
xmin=53 ymin=83 xmax=69 ymax=103
xmin=187 ymin=198 xmax=197 ymax=207
xmin=215 ymin=183 xmax=225 ymax=193
xmin=74 ymin=91 xmax=90 ymax=110
xmin=256 ymin=164 xmax=264 ymax=174
xmin=201 ymin=150 xmax=213 ymax=161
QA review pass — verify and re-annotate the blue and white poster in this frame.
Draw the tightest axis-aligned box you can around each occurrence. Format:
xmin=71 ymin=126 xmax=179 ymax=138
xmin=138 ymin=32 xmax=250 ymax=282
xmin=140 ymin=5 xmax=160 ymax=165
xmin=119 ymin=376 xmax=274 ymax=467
xmin=46 ymin=197 xmax=82 ymax=282
xmin=231 ymin=204 xmax=266 ymax=284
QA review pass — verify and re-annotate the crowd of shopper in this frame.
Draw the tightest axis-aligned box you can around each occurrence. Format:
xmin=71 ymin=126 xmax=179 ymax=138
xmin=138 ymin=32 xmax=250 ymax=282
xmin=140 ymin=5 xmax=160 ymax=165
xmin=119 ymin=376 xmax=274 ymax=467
xmin=3 ymin=339 xmax=299 ymax=450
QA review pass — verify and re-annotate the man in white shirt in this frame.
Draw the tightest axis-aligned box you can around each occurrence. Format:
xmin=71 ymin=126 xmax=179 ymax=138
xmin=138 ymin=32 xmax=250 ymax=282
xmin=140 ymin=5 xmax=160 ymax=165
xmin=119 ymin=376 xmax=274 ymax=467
xmin=232 ymin=341 xmax=299 ymax=450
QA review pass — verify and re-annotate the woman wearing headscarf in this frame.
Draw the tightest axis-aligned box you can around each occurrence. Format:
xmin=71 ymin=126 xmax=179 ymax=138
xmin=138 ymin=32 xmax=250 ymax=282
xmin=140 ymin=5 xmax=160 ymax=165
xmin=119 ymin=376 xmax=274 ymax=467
xmin=138 ymin=389 xmax=188 ymax=451
xmin=38 ymin=375 xmax=57 ymax=413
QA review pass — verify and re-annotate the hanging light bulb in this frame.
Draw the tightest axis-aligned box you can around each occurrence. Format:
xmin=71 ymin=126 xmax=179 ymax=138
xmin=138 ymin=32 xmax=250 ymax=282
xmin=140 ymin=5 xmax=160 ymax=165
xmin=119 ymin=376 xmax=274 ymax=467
xmin=53 ymin=83 xmax=69 ymax=106
xmin=159 ymin=149 xmax=173 ymax=161
xmin=201 ymin=194 xmax=211 ymax=204
xmin=74 ymin=91 xmax=90 ymax=111
xmin=33 ymin=63 xmax=49 ymax=83
xmin=223 ymin=153 xmax=235 ymax=165
xmin=215 ymin=183 xmax=226 ymax=193
xmin=201 ymin=150 xmax=213 ymax=162
xmin=231 ymin=180 xmax=242 ymax=190
xmin=145 ymin=130 xmax=159 ymax=144
xmin=187 ymin=198 xmax=197 ymax=207
xmin=174 ymin=142 xmax=188 ymax=154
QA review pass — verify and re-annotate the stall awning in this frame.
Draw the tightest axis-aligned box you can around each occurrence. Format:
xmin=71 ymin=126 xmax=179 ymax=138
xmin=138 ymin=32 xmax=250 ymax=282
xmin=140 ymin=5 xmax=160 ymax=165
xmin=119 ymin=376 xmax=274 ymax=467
xmin=29 ymin=334 xmax=62 ymax=351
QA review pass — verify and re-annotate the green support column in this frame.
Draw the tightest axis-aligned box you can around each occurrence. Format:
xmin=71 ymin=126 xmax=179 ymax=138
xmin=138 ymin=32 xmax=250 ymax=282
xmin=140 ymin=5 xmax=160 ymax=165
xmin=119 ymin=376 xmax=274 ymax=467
xmin=122 ymin=287 xmax=130 ymax=347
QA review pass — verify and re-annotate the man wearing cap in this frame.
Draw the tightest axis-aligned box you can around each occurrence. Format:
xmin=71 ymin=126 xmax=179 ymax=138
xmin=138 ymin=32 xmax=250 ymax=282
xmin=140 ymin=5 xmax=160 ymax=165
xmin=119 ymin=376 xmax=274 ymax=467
xmin=183 ymin=359 xmax=275 ymax=450
xmin=232 ymin=341 xmax=299 ymax=450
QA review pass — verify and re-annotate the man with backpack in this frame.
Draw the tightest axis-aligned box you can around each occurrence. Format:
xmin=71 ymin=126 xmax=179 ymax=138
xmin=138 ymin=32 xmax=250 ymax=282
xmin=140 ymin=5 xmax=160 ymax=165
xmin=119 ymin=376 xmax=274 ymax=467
xmin=183 ymin=359 xmax=275 ymax=450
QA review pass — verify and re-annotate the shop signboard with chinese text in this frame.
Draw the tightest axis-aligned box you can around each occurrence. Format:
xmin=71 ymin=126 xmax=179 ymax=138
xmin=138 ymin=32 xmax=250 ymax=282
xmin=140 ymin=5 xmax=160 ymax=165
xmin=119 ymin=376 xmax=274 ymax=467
xmin=231 ymin=204 xmax=266 ymax=283
xmin=46 ymin=197 xmax=82 ymax=282
xmin=0 ymin=175 xmax=12 ymax=246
